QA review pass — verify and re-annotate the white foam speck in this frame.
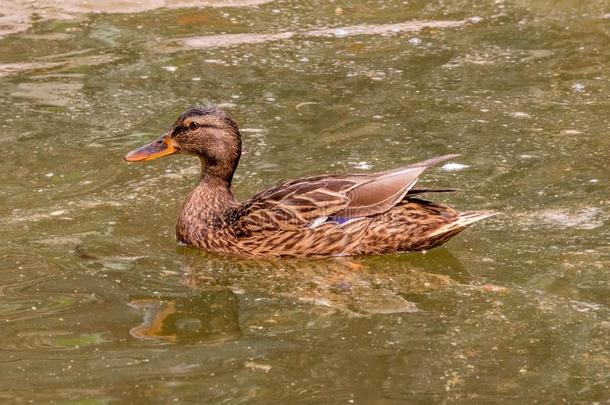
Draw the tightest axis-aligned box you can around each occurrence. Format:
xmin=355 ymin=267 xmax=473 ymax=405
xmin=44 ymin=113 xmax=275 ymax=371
xmin=334 ymin=29 xmax=348 ymax=38
xmin=408 ymin=37 xmax=422 ymax=46
xmin=572 ymin=83 xmax=585 ymax=92
xmin=541 ymin=207 xmax=603 ymax=229
xmin=442 ymin=163 xmax=470 ymax=172
xmin=162 ymin=66 xmax=177 ymax=73
xmin=559 ymin=129 xmax=582 ymax=136
xmin=240 ymin=128 xmax=265 ymax=133
xmin=509 ymin=111 xmax=531 ymax=119
xmin=354 ymin=161 xmax=371 ymax=170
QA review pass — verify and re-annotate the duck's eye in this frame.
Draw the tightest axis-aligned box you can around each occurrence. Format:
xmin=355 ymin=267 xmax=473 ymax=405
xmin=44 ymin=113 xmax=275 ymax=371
xmin=189 ymin=122 xmax=199 ymax=130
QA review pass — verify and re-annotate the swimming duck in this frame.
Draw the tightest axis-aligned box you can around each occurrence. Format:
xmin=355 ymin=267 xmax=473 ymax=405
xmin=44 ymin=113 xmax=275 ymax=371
xmin=124 ymin=106 xmax=495 ymax=257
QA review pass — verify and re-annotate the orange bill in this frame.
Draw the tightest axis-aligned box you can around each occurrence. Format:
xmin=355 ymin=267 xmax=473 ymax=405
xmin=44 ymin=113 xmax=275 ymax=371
xmin=124 ymin=133 xmax=178 ymax=162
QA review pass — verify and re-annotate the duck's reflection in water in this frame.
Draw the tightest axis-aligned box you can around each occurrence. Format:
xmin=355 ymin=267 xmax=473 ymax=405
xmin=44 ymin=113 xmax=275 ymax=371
xmin=178 ymin=247 xmax=471 ymax=314
xmin=128 ymin=289 xmax=241 ymax=343
xmin=127 ymin=249 xmax=474 ymax=343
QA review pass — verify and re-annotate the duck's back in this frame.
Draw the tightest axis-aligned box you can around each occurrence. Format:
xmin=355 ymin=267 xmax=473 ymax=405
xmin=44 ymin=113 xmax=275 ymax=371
xmin=220 ymin=155 xmax=495 ymax=257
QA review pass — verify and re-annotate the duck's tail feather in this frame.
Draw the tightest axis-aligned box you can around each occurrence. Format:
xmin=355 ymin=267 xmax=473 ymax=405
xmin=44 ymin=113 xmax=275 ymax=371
xmin=426 ymin=210 xmax=497 ymax=245
xmin=407 ymin=187 xmax=458 ymax=195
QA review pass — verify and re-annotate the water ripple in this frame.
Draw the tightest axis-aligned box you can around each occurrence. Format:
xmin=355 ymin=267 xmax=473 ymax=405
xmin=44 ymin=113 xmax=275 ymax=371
xmin=177 ymin=19 xmax=469 ymax=50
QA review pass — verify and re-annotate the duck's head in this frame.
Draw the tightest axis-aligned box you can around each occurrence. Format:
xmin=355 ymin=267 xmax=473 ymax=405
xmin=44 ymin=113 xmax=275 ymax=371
xmin=124 ymin=106 xmax=241 ymax=184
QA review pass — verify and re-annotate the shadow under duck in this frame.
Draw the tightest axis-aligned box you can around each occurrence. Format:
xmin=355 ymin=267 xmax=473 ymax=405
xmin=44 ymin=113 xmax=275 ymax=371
xmin=124 ymin=106 xmax=495 ymax=257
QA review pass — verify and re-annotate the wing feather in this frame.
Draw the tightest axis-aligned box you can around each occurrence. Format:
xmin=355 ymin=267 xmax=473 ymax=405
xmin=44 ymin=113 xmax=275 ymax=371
xmin=334 ymin=166 xmax=424 ymax=218
xmin=236 ymin=154 xmax=458 ymax=233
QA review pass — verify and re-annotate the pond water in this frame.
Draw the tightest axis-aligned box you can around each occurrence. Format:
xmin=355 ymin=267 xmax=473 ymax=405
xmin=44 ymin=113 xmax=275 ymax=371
xmin=1 ymin=0 xmax=608 ymax=403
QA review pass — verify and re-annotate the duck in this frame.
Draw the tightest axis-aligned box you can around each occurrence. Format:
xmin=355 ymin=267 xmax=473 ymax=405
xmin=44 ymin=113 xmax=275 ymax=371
xmin=124 ymin=106 xmax=495 ymax=257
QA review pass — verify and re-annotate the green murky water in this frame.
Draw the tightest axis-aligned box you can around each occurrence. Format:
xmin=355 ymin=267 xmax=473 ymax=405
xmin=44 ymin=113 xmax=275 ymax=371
xmin=1 ymin=0 xmax=609 ymax=402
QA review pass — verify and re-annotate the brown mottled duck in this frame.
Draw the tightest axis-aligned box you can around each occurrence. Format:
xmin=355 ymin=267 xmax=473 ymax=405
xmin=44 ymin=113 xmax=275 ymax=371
xmin=124 ymin=106 xmax=495 ymax=257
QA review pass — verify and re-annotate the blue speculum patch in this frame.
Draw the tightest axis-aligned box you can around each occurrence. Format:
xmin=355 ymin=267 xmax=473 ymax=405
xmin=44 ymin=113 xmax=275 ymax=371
xmin=328 ymin=216 xmax=352 ymax=225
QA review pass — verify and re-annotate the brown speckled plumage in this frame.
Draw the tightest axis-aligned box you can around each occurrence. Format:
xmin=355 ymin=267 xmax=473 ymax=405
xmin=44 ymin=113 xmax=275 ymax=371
xmin=125 ymin=106 xmax=496 ymax=257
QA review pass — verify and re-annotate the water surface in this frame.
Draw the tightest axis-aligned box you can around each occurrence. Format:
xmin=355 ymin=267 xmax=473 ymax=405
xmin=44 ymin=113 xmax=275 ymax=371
xmin=1 ymin=0 xmax=609 ymax=402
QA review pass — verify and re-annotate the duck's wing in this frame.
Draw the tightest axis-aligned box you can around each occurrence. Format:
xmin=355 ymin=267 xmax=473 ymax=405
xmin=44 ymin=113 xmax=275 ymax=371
xmin=236 ymin=154 xmax=458 ymax=232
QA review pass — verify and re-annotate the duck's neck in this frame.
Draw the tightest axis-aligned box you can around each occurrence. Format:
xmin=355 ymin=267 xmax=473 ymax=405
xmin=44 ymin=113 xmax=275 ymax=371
xmin=176 ymin=163 xmax=239 ymax=244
